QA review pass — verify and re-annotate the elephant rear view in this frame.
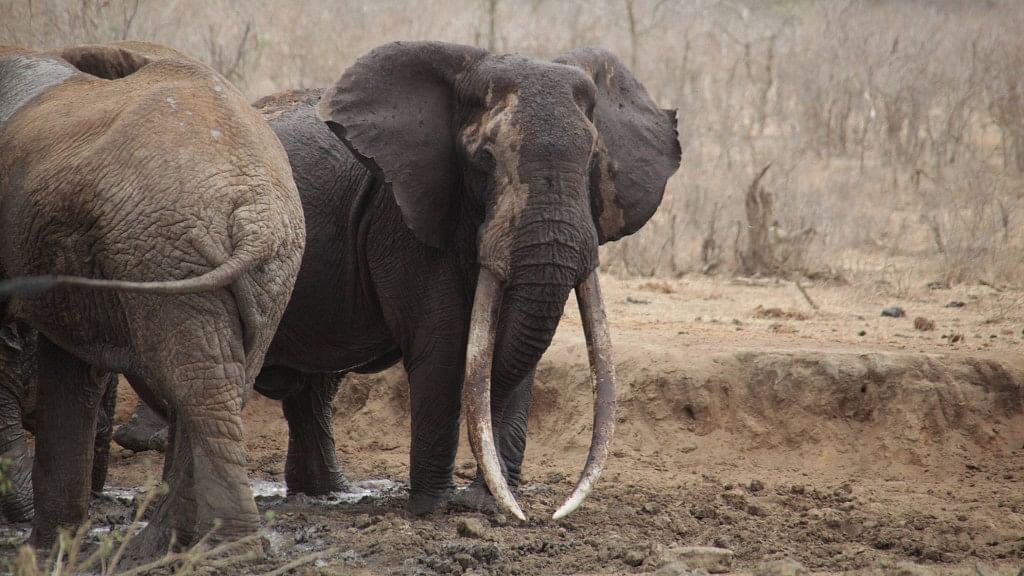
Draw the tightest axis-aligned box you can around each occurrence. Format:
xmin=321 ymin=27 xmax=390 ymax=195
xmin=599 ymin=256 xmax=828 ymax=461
xmin=0 ymin=42 xmax=304 ymax=559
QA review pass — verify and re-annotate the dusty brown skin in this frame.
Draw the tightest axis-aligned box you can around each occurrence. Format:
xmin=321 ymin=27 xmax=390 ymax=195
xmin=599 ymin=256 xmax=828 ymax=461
xmin=0 ymin=42 xmax=305 ymax=559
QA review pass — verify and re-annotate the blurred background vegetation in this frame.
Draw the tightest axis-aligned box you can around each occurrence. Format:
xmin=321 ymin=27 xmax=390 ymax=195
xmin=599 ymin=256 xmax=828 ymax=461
xmin=3 ymin=0 xmax=1022 ymax=289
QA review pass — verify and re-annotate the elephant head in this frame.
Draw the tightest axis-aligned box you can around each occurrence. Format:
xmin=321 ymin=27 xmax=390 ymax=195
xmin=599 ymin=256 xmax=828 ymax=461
xmin=318 ymin=41 xmax=681 ymax=519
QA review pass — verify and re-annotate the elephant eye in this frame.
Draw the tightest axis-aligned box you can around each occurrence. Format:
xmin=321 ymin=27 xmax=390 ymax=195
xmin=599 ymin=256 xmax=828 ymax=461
xmin=578 ymin=96 xmax=596 ymax=121
xmin=475 ymin=146 xmax=496 ymax=167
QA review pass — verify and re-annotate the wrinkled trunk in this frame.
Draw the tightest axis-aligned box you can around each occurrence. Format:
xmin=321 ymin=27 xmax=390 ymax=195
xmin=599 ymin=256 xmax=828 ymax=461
xmin=492 ymin=280 xmax=575 ymax=396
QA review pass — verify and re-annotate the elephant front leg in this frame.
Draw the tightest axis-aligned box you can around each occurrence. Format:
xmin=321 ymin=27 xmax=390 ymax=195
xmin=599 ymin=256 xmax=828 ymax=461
xmin=405 ymin=343 xmax=465 ymax=516
xmin=280 ymin=372 xmax=348 ymax=495
xmin=451 ymin=371 xmax=534 ymax=513
xmin=29 ymin=337 xmax=105 ymax=548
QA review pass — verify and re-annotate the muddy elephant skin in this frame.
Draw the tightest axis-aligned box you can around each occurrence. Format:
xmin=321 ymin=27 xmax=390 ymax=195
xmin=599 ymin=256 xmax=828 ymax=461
xmin=0 ymin=41 xmax=305 ymax=558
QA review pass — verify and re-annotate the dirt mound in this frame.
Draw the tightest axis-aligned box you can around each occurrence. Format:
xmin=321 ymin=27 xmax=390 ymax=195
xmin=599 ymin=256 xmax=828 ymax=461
xmin=329 ymin=342 xmax=1024 ymax=475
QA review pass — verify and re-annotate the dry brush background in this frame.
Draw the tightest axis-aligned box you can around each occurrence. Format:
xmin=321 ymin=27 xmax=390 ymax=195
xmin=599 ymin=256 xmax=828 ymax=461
xmin=3 ymin=0 xmax=1022 ymax=288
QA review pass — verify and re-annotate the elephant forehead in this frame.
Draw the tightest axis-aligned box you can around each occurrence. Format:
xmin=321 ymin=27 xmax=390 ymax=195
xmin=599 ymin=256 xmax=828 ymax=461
xmin=481 ymin=55 xmax=592 ymax=90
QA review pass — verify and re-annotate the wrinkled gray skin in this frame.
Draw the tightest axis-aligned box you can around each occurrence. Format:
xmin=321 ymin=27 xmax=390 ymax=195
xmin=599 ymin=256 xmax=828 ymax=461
xmin=0 ymin=322 xmax=115 ymax=523
xmin=117 ymin=41 xmax=681 ymax=518
xmin=0 ymin=41 xmax=305 ymax=559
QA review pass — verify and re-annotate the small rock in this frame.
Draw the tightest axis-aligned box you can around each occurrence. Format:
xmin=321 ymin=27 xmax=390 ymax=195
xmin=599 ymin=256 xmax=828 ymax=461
xmin=490 ymin=514 xmax=507 ymax=527
xmin=926 ymin=280 xmax=950 ymax=290
xmin=721 ymin=490 xmax=747 ymax=510
xmin=913 ymin=317 xmax=935 ymax=331
xmin=642 ymin=501 xmax=663 ymax=515
xmin=456 ymin=517 xmax=489 ymax=539
xmin=945 ymin=301 xmax=966 ymax=308
xmin=690 ymin=504 xmax=717 ymax=520
xmin=663 ymin=546 xmax=734 ymax=574
xmin=453 ymin=553 xmax=476 ymax=570
xmin=749 ymin=479 xmax=765 ymax=493
xmin=747 ymin=503 xmax=768 ymax=517
xmin=656 ymin=561 xmax=706 ymax=576
xmin=885 ymin=561 xmax=938 ymax=576
xmin=754 ymin=558 xmax=808 ymax=576
xmin=712 ymin=535 xmax=733 ymax=549
xmin=881 ymin=307 xmax=906 ymax=318
xmin=858 ymin=330 xmax=867 ymax=337
xmin=622 ymin=549 xmax=647 ymax=567
xmin=353 ymin=514 xmax=374 ymax=529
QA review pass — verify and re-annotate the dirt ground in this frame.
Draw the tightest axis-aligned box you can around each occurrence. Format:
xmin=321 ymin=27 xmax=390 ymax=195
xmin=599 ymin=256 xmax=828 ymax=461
xmin=5 ymin=274 xmax=1024 ymax=574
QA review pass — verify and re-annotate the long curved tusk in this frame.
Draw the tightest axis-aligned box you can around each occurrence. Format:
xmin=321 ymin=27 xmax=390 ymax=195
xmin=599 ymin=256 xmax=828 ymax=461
xmin=553 ymin=268 xmax=616 ymax=520
xmin=463 ymin=268 xmax=527 ymax=521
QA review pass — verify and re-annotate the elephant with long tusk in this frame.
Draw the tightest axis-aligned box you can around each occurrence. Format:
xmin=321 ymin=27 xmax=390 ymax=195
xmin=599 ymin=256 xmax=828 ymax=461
xmin=113 ymin=41 xmax=681 ymax=520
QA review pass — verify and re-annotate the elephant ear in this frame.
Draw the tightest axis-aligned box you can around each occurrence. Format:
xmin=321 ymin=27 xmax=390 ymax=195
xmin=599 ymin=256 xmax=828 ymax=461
xmin=317 ymin=41 xmax=487 ymax=248
xmin=555 ymin=48 xmax=681 ymax=243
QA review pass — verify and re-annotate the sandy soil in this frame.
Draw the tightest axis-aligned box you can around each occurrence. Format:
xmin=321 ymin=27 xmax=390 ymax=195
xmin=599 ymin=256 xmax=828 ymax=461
xmin=5 ymin=274 xmax=1024 ymax=574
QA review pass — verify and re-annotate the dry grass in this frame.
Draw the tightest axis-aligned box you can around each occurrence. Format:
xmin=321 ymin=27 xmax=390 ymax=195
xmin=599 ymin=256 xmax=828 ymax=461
xmin=2 ymin=480 xmax=326 ymax=576
xmin=1 ymin=0 xmax=1021 ymax=286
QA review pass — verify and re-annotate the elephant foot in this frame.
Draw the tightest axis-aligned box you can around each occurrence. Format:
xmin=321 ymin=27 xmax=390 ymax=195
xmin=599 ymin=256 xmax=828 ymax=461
xmin=120 ymin=497 xmax=264 ymax=568
xmin=286 ymin=470 xmax=351 ymax=497
xmin=113 ymin=409 xmax=167 ymax=453
xmin=446 ymin=480 xmax=504 ymax=516
xmin=407 ymin=490 xmax=451 ymax=516
xmin=117 ymin=516 xmax=175 ymax=568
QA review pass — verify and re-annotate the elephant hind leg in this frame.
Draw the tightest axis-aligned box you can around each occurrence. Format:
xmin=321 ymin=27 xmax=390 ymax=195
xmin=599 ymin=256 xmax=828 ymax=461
xmin=0 ymin=329 xmax=34 ymax=522
xmin=125 ymin=337 xmax=258 ymax=560
xmin=270 ymin=370 xmax=348 ymax=496
xmin=91 ymin=370 xmax=118 ymax=496
xmin=29 ymin=337 xmax=106 ymax=549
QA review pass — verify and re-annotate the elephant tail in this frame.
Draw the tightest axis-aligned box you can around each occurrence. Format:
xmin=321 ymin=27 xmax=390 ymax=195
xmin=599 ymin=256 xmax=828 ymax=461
xmin=0 ymin=250 xmax=260 ymax=299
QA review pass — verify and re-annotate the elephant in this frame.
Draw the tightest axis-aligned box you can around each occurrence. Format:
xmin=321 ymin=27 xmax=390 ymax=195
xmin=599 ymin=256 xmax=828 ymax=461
xmin=91 ymin=41 xmax=679 ymax=522
xmin=0 ymin=322 xmax=117 ymax=523
xmin=0 ymin=41 xmax=305 ymax=558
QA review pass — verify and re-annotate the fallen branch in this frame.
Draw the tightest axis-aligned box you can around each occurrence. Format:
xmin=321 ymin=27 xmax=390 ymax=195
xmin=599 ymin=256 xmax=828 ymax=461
xmin=794 ymin=279 xmax=820 ymax=311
